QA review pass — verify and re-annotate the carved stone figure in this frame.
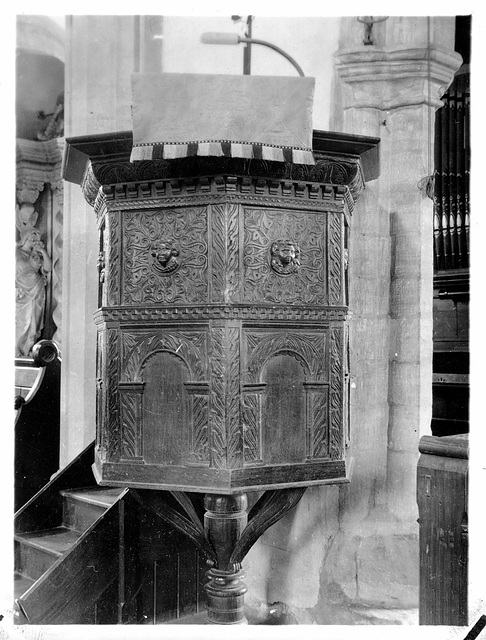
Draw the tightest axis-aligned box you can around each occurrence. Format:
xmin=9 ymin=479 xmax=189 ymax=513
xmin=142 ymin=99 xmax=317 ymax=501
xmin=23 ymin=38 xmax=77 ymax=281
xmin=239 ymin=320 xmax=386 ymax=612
xmin=16 ymin=229 xmax=52 ymax=357
xmin=97 ymin=251 xmax=106 ymax=283
xmin=36 ymin=92 xmax=64 ymax=141
xmin=16 ymin=203 xmax=38 ymax=235
xmin=270 ymin=240 xmax=301 ymax=275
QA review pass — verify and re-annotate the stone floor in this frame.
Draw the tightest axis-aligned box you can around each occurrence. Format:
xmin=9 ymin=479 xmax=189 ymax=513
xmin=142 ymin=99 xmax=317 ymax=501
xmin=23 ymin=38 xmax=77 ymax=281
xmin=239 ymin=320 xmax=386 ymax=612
xmin=346 ymin=607 xmax=419 ymax=625
xmin=165 ymin=606 xmax=419 ymax=625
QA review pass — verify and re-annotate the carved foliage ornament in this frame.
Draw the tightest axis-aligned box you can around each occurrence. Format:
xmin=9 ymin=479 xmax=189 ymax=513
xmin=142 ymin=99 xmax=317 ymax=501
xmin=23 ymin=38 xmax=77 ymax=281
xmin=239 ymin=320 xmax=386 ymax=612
xmin=244 ymin=329 xmax=327 ymax=384
xmin=122 ymin=208 xmax=208 ymax=304
xmin=329 ymin=326 xmax=344 ymax=460
xmin=107 ymin=214 xmax=121 ymax=306
xmin=211 ymin=203 xmax=239 ymax=304
xmin=105 ymin=329 xmax=120 ymax=461
xmin=209 ymin=326 xmax=242 ymax=470
xmin=244 ymin=208 xmax=326 ymax=305
xmin=91 ymin=155 xmax=360 ymax=187
xmin=121 ymin=329 xmax=208 ymax=383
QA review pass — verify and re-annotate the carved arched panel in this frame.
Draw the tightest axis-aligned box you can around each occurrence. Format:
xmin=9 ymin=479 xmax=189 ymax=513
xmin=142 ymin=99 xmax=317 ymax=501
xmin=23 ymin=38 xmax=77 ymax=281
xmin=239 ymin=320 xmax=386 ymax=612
xmin=121 ymin=329 xmax=208 ymax=383
xmin=261 ymin=353 xmax=307 ymax=465
xmin=242 ymin=327 xmax=331 ymax=465
xmin=244 ymin=329 xmax=327 ymax=384
xmin=117 ymin=329 xmax=210 ymax=466
xmin=141 ymin=351 xmax=191 ymax=465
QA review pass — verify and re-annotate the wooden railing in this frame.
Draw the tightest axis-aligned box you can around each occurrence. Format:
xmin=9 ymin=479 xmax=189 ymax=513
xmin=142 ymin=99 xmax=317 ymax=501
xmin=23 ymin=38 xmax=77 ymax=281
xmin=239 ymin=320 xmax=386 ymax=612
xmin=433 ymin=67 xmax=470 ymax=272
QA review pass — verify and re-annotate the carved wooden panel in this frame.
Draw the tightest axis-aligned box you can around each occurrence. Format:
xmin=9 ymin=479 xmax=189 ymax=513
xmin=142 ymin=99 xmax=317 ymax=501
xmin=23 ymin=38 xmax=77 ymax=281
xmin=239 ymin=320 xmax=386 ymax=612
xmin=226 ymin=326 xmax=242 ymax=469
xmin=241 ymin=385 xmax=264 ymax=465
xmin=187 ymin=389 xmax=210 ymax=464
xmin=261 ymin=354 xmax=307 ymax=464
xmin=120 ymin=329 xmax=208 ymax=383
xmin=99 ymin=306 xmax=347 ymax=323
xmin=209 ymin=325 xmax=242 ymax=470
xmin=243 ymin=208 xmax=327 ymax=305
xmin=119 ymin=383 xmax=144 ymax=461
xmin=107 ymin=212 xmax=121 ymax=306
xmin=209 ymin=327 xmax=226 ymax=470
xmin=210 ymin=203 xmax=239 ymax=303
xmin=328 ymin=212 xmax=344 ymax=306
xmin=100 ymin=328 xmax=211 ymax=467
xmin=305 ymin=384 xmax=330 ymax=459
xmin=105 ymin=329 xmax=120 ymax=461
xmin=242 ymin=327 xmax=331 ymax=465
xmin=142 ymin=352 xmax=191 ymax=465
xmin=329 ymin=326 xmax=345 ymax=460
xmin=244 ymin=328 xmax=327 ymax=384
xmin=121 ymin=208 xmax=208 ymax=304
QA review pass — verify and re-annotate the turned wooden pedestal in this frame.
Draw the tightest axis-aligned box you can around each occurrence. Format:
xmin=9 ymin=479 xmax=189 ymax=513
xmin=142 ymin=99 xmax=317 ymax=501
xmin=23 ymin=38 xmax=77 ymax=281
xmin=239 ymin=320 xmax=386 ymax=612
xmin=204 ymin=494 xmax=248 ymax=624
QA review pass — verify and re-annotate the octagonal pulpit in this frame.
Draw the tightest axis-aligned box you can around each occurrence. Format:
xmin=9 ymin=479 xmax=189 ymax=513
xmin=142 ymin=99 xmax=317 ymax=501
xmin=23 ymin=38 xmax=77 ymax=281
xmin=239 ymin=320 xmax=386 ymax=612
xmin=63 ymin=72 xmax=379 ymax=625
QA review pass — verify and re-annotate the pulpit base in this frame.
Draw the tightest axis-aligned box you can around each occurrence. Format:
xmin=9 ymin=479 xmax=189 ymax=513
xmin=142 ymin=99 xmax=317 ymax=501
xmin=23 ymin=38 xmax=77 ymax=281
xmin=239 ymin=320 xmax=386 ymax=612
xmin=133 ymin=487 xmax=306 ymax=624
xmin=203 ymin=494 xmax=248 ymax=624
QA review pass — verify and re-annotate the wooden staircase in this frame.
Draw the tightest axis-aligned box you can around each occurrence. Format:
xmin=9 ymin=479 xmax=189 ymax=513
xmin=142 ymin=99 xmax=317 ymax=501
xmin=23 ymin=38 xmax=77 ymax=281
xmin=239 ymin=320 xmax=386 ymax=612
xmin=14 ymin=443 xmax=128 ymax=624
xmin=13 ymin=442 xmax=207 ymax=625
xmin=15 ymin=486 xmax=126 ymax=624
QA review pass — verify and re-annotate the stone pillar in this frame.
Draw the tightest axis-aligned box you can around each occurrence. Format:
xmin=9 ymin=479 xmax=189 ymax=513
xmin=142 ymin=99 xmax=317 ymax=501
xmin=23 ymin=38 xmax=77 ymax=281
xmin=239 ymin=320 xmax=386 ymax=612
xmin=335 ymin=14 xmax=462 ymax=521
xmin=313 ymin=16 xmax=462 ymax=619
xmin=61 ymin=16 xmax=138 ymax=465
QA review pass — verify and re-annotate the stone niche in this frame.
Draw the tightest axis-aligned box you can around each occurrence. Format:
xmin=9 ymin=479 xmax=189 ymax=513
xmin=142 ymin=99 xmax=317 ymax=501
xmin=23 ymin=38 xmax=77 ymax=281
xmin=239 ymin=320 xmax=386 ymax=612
xmin=63 ymin=130 xmax=379 ymax=495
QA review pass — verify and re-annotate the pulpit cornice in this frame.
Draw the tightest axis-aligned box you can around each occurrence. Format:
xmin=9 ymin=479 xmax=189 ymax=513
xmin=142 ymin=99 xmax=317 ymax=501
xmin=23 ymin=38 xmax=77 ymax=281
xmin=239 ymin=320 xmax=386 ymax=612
xmin=63 ymin=129 xmax=380 ymax=215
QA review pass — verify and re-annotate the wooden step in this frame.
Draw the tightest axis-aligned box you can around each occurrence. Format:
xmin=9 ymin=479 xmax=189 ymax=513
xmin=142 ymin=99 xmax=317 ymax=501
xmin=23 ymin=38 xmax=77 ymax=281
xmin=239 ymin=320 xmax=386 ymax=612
xmin=61 ymin=487 xmax=125 ymax=532
xmin=14 ymin=572 xmax=35 ymax=600
xmin=15 ymin=527 xmax=81 ymax=580
xmin=16 ymin=502 xmax=122 ymax=625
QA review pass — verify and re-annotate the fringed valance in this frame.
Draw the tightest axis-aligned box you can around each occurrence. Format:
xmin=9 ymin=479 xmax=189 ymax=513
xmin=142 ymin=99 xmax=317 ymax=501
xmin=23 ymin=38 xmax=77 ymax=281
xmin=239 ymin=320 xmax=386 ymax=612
xmin=130 ymin=73 xmax=315 ymax=165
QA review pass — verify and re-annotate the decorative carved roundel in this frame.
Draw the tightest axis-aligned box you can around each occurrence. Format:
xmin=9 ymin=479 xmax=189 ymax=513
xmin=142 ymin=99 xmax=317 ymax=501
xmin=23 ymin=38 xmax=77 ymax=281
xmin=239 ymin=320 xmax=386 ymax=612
xmin=270 ymin=240 xmax=301 ymax=275
xmin=150 ymin=241 xmax=181 ymax=276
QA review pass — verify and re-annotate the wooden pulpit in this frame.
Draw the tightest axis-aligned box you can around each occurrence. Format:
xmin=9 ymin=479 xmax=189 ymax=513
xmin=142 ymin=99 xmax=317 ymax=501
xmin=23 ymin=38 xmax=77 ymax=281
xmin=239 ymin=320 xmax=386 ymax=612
xmin=64 ymin=127 xmax=379 ymax=624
